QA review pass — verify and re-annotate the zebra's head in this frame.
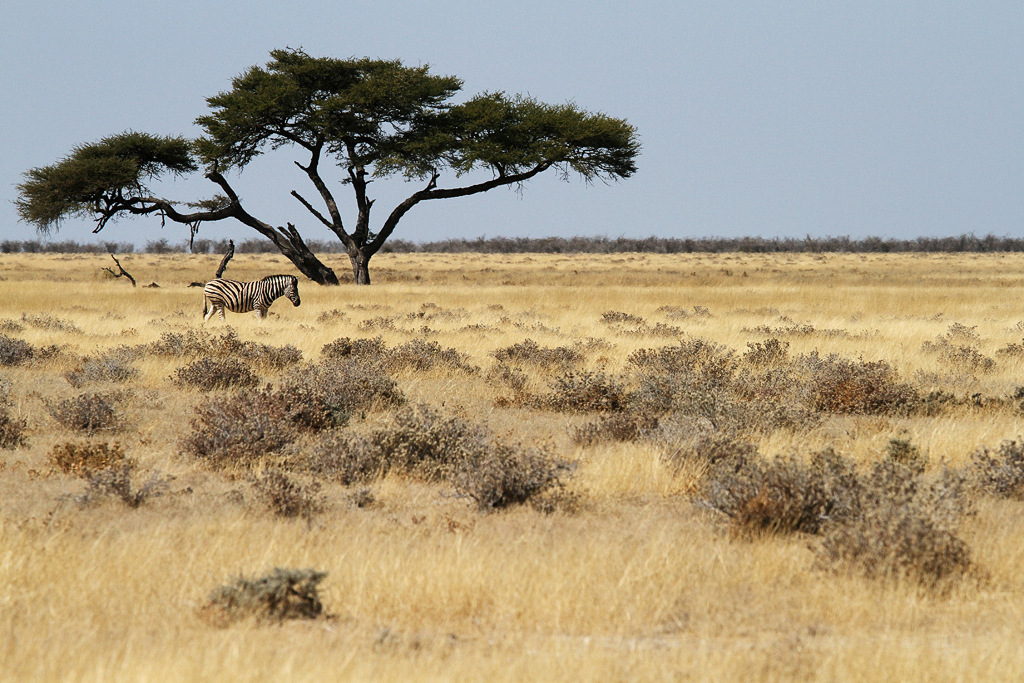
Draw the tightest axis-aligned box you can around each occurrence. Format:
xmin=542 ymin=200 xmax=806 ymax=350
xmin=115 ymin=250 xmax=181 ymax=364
xmin=285 ymin=276 xmax=301 ymax=307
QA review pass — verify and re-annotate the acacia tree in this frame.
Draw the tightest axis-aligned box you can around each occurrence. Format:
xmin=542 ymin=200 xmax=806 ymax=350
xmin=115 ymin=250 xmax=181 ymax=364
xmin=17 ymin=48 xmax=640 ymax=285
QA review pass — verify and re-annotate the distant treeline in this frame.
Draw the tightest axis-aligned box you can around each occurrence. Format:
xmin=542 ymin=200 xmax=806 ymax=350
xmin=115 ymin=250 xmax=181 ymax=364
xmin=4 ymin=234 xmax=1024 ymax=255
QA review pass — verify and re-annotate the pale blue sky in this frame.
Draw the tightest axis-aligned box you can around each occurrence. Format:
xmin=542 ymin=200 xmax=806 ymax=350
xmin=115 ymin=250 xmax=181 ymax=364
xmin=2 ymin=1 xmax=1021 ymax=247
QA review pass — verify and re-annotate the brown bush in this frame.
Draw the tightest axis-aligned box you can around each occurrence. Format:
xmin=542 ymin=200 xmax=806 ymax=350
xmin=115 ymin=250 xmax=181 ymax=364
xmin=451 ymin=442 xmax=575 ymax=510
xmin=50 ymin=441 xmax=132 ymax=475
xmin=0 ymin=408 xmax=27 ymax=449
xmin=46 ymin=392 xmax=121 ymax=434
xmin=816 ymin=462 xmax=975 ymax=588
xmin=180 ymin=387 xmax=295 ymax=467
xmin=252 ymin=469 xmax=323 ymax=519
xmin=64 ymin=348 xmax=138 ymax=387
xmin=742 ymin=338 xmax=790 ymax=366
xmin=546 ymin=370 xmax=628 ymax=412
xmin=320 ymin=336 xmax=388 ymax=362
xmin=203 ymin=568 xmax=327 ymax=626
xmin=173 ymin=357 xmax=260 ymax=392
xmin=385 ymin=338 xmax=477 ymax=374
xmin=797 ymin=352 xmax=918 ymax=415
xmin=601 ymin=311 xmax=646 ymax=326
xmin=370 ymin=403 xmax=489 ymax=481
xmin=0 ymin=334 xmax=34 ymax=366
xmin=300 ymin=431 xmax=388 ymax=485
xmin=573 ymin=412 xmax=660 ymax=446
xmin=701 ymin=448 xmax=859 ymax=536
xmin=278 ymin=358 xmax=404 ymax=430
xmin=492 ymin=339 xmax=583 ymax=368
xmin=969 ymin=440 xmax=1024 ymax=499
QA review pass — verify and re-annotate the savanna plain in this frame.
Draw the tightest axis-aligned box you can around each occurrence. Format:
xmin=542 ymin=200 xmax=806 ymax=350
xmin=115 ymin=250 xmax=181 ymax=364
xmin=4 ymin=250 xmax=1024 ymax=682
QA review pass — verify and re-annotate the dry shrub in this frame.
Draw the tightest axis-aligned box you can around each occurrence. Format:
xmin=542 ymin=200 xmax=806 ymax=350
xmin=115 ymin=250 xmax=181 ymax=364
xmin=50 ymin=441 xmax=132 ymax=475
xmin=296 ymin=404 xmax=577 ymax=510
xmin=144 ymin=329 xmax=213 ymax=357
xmin=64 ymin=349 xmax=138 ymax=387
xmin=180 ymin=387 xmax=295 ymax=467
xmin=0 ymin=408 xmax=27 ymax=449
xmin=815 ymin=462 xmax=974 ymax=588
xmin=742 ymin=338 xmax=790 ymax=366
xmin=451 ymin=442 xmax=575 ymax=511
xmin=546 ymin=370 xmax=628 ymax=412
xmin=173 ymin=357 xmax=259 ymax=392
xmin=573 ymin=412 xmax=659 ymax=446
xmin=203 ymin=568 xmax=327 ymax=626
xmin=492 ymin=339 xmax=583 ymax=368
xmin=143 ymin=328 xmax=301 ymax=369
xmin=969 ymin=440 xmax=1024 ymax=499
xmin=885 ymin=437 xmax=928 ymax=474
xmin=385 ymin=338 xmax=477 ymax=374
xmin=627 ymin=339 xmax=734 ymax=375
xmin=46 ymin=392 xmax=121 ymax=433
xmin=320 ymin=336 xmax=388 ymax=363
xmin=208 ymin=329 xmax=302 ymax=370
xmin=921 ymin=324 xmax=995 ymax=373
xmin=278 ymin=358 xmax=404 ymax=430
xmin=797 ymin=352 xmax=918 ymax=415
xmin=601 ymin=311 xmax=646 ymax=325
xmin=370 ymin=403 xmax=489 ymax=481
xmin=0 ymin=334 xmax=34 ymax=366
xmin=20 ymin=313 xmax=82 ymax=334
xmin=74 ymin=462 xmax=171 ymax=508
xmin=300 ymin=431 xmax=388 ymax=485
xmin=316 ymin=309 xmax=348 ymax=325
xmin=700 ymin=448 xmax=857 ymax=536
xmin=252 ymin=469 xmax=323 ymax=519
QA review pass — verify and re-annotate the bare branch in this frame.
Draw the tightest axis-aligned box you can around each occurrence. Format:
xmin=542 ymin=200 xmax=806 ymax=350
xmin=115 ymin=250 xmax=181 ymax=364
xmin=215 ymin=240 xmax=234 ymax=279
xmin=102 ymin=254 xmax=137 ymax=287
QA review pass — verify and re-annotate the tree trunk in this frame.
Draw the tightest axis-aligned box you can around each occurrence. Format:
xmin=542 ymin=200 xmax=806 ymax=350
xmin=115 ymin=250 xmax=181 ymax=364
xmin=349 ymin=252 xmax=371 ymax=285
xmin=281 ymin=245 xmax=340 ymax=285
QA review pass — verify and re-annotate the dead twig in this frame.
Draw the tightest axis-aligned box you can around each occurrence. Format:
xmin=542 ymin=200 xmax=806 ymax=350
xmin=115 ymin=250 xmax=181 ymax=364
xmin=102 ymin=254 xmax=137 ymax=287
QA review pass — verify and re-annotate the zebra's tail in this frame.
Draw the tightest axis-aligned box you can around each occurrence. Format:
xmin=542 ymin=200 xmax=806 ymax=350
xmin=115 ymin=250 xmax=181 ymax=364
xmin=202 ymin=295 xmax=208 ymax=319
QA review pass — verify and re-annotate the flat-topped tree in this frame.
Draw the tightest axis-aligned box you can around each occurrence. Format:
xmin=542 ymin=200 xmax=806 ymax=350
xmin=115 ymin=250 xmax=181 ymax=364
xmin=17 ymin=48 xmax=640 ymax=285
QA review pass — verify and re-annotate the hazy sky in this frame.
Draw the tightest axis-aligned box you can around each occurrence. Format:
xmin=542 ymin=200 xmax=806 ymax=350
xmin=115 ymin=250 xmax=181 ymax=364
xmin=2 ymin=1 xmax=1022 ymax=247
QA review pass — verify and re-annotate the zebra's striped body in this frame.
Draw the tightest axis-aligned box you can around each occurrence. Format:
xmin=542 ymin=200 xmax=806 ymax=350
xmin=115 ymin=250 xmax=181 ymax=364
xmin=202 ymin=275 xmax=301 ymax=322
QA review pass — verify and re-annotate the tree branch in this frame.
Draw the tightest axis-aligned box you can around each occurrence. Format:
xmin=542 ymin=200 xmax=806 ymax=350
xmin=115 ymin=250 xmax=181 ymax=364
xmin=214 ymin=239 xmax=234 ymax=279
xmin=102 ymin=254 xmax=136 ymax=286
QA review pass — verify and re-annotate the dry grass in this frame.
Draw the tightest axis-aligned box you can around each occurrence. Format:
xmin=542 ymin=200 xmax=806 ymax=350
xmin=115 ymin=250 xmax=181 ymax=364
xmin=2 ymin=251 xmax=1024 ymax=681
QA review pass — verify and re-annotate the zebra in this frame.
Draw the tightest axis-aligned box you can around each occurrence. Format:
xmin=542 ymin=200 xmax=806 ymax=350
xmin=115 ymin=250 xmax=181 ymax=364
xmin=202 ymin=275 xmax=301 ymax=322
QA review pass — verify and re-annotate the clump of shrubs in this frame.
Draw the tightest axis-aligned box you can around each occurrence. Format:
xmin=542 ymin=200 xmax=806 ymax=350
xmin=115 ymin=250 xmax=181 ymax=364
xmin=46 ymin=392 xmax=122 ymax=434
xmin=180 ymin=387 xmax=294 ymax=467
xmin=697 ymin=443 xmax=976 ymax=587
xmin=573 ymin=413 xmax=659 ymax=446
xmin=278 ymin=358 xmax=404 ymax=430
xmin=173 ymin=357 xmax=260 ymax=392
xmin=385 ymin=339 xmax=477 ymax=374
xmin=742 ymin=338 xmax=790 ymax=367
xmin=142 ymin=328 xmax=301 ymax=370
xmin=601 ymin=311 xmax=646 ymax=326
xmin=252 ymin=469 xmax=323 ymax=520
xmin=546 ymin=370 xmax=629 ymax=412
xmin=492 ymin=339 xmax=583 ymax=369
xmin=0 ymin=379 xmax=27 ymax=449
xmin=202 ymin=568 xmax=328 ymax=626
xmin=797 ymin=352 xmax=918 ymax=415
xmin=50 ymin=441 xmax=132 ymax=474
xmin=815 ymin=462 xmax=974 ymax=589
xmin=51 ymin=441 xmax=168 ymax=508
xmin=969 ymin=440 xmax=1024 ymax=499
xmin=296 ymin=403 xmax=575 ymax=511
xmin=64 ymin=348 xmax=138 ymax=387
xmin=0 ymin=334 xmax=34 ymax=366
xmin=320 ymin=336 xmax=388 ymax=363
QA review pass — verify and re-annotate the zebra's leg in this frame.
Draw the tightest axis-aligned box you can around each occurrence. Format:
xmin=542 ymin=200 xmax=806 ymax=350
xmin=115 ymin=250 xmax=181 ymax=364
xmin=254 ymin=308 xmax=268 ymax=320
xmin=217 ymin=306 xmax=226 ymax=321
xmin=203 ymin=300 xmax=217 ymax=323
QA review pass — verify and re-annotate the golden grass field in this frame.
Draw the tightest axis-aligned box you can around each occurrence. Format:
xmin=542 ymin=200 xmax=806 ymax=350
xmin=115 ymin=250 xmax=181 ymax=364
xmin=3 ymin=250 xmax=1024 ymax=682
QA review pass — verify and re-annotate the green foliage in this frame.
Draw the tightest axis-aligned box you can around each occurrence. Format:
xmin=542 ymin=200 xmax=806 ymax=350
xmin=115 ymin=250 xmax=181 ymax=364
xmin=16 ymin=132 xmax=195 ymax=233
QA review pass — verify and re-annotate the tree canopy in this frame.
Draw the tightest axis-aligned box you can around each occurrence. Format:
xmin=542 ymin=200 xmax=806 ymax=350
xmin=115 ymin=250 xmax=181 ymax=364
xmin=18 ymin=48 xmax=640 ymax=285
